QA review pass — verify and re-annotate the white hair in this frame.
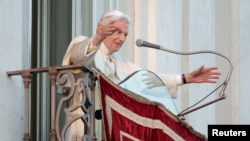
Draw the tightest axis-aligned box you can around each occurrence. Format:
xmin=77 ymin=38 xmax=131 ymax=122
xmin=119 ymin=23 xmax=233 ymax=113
xmin=98 ymin=10 xmax=130 ymax=26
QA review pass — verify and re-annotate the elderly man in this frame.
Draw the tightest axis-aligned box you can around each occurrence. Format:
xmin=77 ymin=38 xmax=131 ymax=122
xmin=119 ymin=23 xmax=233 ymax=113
xmin=63 ymin=10 xmax=220 ymax=96
xmin=62 ymin=10 xmax=221 ymax=140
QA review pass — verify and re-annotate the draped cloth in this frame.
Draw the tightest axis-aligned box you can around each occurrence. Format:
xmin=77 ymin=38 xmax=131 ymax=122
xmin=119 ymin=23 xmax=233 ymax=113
xmin=98 ymin=71 xmax=207 ymax=141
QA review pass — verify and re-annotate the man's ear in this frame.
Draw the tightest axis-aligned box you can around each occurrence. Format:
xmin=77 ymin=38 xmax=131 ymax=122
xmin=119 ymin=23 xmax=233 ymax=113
xmin=97 ymin=24 xmax=105 ymax=34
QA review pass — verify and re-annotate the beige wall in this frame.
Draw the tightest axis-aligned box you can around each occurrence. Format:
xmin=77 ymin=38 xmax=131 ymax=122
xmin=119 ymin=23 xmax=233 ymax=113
xmin=0 ymin=0 xmax=31 ymax=140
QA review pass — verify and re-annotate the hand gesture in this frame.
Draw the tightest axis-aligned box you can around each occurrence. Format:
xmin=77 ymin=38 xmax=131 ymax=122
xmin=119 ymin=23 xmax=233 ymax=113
xmin=184 ymin=65 xmax=221 ymax=84
xmin=92 ymin=21 xmax=116 ymax=46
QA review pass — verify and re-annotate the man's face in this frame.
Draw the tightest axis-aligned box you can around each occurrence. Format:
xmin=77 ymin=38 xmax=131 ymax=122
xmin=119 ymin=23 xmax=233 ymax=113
xmin=103 ymin=19 xmax=129 ymax=53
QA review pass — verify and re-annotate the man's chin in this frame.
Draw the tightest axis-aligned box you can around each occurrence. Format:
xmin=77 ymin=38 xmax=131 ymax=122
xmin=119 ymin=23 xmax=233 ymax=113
xmin=115 ymin=46 xmax=121 ymax=51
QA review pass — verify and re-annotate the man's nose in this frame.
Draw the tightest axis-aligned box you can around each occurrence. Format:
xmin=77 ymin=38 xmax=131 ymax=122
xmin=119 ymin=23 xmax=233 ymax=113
xmin=118 ymin=34 xmax=126 ymax=42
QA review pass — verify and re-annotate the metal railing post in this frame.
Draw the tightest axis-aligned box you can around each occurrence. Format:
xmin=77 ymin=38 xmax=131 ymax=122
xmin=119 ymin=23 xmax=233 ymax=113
xmin=48 ymin=68 xmax=58 ymax=141
xmin=22 ymin=71 xmax=32 ymax=141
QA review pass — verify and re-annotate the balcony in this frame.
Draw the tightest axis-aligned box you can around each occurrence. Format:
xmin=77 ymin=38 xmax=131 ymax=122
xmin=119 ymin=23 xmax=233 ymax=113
xmin=7 ymin=65 xmax=99 ymax=141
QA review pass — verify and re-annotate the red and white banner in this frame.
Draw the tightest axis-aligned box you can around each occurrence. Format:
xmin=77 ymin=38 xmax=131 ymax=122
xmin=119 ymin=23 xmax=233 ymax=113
xmin=99 ymin=74 xmax=206 ymax=141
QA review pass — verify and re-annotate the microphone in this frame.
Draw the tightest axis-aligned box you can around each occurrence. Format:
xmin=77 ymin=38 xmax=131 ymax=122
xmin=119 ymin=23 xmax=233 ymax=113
xmin=135 ymin=38 xmax=233 ymax=117
xmin=136 ymin=39 xmax=161 ymax=49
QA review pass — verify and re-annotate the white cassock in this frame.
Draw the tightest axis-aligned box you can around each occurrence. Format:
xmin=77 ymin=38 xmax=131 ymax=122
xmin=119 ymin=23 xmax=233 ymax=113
xmin=63 ymin=36 xmax=181 ymax=97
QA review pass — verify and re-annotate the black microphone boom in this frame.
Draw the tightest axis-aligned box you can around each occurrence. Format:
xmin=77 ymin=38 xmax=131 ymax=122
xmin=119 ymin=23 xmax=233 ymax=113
xmin=136 ymin=39 xmax=161 ymax=49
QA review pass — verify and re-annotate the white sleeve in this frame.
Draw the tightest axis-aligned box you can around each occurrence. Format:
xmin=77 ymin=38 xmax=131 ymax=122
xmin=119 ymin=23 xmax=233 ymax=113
xmin=69 ymin=37 xmax=101 ymax=66
xmin=158 ymin=74 xmax=182 ymax=99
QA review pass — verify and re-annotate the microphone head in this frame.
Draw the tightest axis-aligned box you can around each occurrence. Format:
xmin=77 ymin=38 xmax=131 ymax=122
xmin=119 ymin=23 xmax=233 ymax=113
xmin=136 ymin=39 xmax=143 ymax=47
xmin=135 ymin=39 xmax=161 ymax=49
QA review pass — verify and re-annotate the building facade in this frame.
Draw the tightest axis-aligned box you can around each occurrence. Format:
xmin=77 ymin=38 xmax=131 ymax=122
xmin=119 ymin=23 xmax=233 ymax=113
xmin=1 ymin=0 xmax=250 ymax=140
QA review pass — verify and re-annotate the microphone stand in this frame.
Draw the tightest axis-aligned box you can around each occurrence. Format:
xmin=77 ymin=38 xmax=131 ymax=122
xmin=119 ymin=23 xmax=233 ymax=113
xmin=137 ymin=40 xmax=233 ymax=117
